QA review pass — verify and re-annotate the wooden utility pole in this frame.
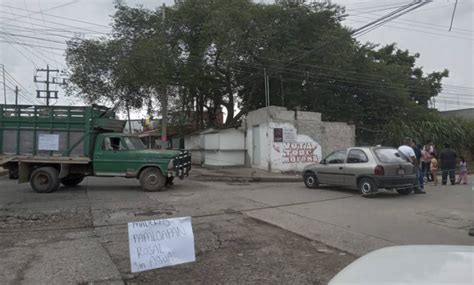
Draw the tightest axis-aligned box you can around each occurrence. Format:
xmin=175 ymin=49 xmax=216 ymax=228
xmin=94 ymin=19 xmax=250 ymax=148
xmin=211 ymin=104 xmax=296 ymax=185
xmin=15 ymin=86 xmax=18 ymax=105
xmin=2 ymin=64 xmax=6 ymax=104
xmin=34 ymin=65 xmax=60 ymax=106
xmin=160 ymin=3 xmax=168 ymax=146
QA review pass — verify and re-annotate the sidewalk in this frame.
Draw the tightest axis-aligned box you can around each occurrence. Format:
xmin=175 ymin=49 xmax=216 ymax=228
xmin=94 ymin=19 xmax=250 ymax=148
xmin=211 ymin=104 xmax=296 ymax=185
xmin=189 ymin=165 xmax=302 ymax=182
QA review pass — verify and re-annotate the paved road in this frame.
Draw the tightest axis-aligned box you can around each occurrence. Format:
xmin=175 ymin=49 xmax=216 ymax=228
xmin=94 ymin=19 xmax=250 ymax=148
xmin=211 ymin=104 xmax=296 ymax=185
xmin=0 ymin=176 xmax=353 ymax=284
xmin=239 ymin=181 xmax=474 ymax=255
xmin=0 ymin=175 xmax=472 ymax=283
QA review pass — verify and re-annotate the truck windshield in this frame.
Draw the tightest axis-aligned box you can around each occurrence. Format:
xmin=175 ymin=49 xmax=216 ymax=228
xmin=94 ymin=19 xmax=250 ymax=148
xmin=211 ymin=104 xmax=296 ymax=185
xmin=123 ymin=136 xmax=146 ymax=150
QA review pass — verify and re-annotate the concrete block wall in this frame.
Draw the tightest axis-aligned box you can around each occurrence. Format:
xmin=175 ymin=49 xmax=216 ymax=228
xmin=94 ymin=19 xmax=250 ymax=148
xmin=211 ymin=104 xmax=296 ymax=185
xmin=321 ymin=122 xmax=356 ymax=157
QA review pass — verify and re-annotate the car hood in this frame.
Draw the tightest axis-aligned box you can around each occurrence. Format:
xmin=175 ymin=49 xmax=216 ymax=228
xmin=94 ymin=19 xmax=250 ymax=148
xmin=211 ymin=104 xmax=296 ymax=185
xmin=128 ymin=149 xmax=180 ymax=159
xmin=329 ymin=245 xmax=474 ymax=285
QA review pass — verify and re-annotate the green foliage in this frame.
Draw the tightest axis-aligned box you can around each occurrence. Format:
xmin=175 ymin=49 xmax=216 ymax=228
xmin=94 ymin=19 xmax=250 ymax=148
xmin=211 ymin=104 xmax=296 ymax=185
xmin=65 ymin=0 xmax=458 ymax=150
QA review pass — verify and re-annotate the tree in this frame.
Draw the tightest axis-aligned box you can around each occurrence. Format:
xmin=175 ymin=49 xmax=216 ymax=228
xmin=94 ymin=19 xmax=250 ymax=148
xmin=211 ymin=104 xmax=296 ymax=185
xmin=65 ymin=0 xmax=456 ymax=151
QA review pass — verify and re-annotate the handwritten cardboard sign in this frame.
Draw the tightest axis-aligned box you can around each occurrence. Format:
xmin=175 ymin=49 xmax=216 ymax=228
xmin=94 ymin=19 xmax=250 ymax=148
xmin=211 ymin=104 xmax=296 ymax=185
xmin=128 ymin=217 xmax=195 ymax=273
xmin=38 ymin=134 xmax=60 ymax=151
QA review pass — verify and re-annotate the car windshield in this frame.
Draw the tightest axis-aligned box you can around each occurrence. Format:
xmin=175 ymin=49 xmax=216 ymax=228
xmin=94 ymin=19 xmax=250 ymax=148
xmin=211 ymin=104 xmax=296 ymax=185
xmin=123 ymin=136 xmax=146 ymax=150
xmin=374 ymin=148 xmax=408 ymax=163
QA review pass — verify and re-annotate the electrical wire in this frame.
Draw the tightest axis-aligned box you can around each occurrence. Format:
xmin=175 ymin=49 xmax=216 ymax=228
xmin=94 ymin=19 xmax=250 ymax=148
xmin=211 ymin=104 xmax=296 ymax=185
xmin=0 ymin=3 xmax=109 ymax=28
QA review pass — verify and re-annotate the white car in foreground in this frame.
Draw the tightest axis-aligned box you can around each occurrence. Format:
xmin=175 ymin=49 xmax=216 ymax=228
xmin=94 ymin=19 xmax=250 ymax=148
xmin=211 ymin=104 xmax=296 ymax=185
xmin=329 ymin=245 xmax=474 ymax=285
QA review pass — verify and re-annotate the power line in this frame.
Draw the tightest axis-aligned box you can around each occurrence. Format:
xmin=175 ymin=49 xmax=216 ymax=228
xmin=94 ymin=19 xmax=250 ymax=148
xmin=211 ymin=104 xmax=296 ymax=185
xmin=0 ymin=3 xmax=109 ymax=28
xmin=282 ymin=0 xmax=430 ymax=68
xmin=0 ymin=39 xmax=66 ymax=50
xmin=346 ymin=14 xmax=473 ymax=36
xmin=231 ymin=61 xmax=473 ymax=97
xmin=226 ymin=62 xmax=474 ymax=103
xmin=0 ymin=0 xmax=80 ymax=25
xmin=0 ymin=31 xmax=67 ymax=45
xmin=352 ymin=0 xmax=433 ymax=38
xmin=0 ymin=23 xmax=74 ymax=39
xmin=348 ymin=19 xmax=473 ymax=41
xmin=448 ymin=0 xmax=459 ymax=31
xmin=3 ymin=74 xmax=40 ymax=105
xmin=0 ymin=11 xmax=110 ymax=35
xmin=0 ymin=21 xmax=105 ymax=35
xmin=346 ymin=8 xmax=473 ymax=34
xmin=0 ymin=33 xmax=66 ymax=68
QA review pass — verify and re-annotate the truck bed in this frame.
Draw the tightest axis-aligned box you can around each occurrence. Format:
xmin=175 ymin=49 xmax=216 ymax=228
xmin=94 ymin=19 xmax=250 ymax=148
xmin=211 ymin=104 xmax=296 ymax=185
xmin=0 ymin=155 xmax=91 ymax=165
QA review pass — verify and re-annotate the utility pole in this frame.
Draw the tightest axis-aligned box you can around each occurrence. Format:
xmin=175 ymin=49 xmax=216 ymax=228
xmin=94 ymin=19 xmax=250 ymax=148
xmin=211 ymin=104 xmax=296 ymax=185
xmin=15 ymin=86 xmax=18 ymax=105
xmin=280 ymin=74 xmax=284 ymax=106
xmin=2 ymin=64 xmax=6 ymax=104
xmin=126 ymin=101 xmax=132 ymax=134
xmin=160 ymin=3 xmax=168 ymax=147
xmin=34 ymin=65 xmax=60 ymax=106
xmin=264 ymin=68 xmax=270 ymax=108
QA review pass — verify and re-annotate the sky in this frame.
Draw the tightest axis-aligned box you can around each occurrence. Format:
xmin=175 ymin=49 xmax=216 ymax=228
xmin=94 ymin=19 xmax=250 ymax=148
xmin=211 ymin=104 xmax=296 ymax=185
xmin=0 ymin=0 xmax=473 ymax=118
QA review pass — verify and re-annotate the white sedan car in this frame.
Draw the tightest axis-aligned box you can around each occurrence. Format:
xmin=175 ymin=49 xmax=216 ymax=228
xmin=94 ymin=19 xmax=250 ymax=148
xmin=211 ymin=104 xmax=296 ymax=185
xmin=329 ymin=245 xmax=474 ymax=285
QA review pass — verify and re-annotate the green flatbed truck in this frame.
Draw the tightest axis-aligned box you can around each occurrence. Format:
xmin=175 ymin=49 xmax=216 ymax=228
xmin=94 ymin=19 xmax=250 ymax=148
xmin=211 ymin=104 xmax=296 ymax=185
xmin=0 ymin=104 xmax=191 ymax=193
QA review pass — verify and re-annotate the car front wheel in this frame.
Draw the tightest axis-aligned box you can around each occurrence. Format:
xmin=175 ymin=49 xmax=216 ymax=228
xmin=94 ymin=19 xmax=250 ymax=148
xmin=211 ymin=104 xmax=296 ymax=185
xmin=304 ymin=172 xmax=319 ymax=189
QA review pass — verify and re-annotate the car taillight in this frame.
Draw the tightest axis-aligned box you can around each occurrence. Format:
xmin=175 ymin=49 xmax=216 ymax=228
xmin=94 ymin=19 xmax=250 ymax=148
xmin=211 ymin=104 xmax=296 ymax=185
xmin=374 ymin=165 xmax=385 ymax=176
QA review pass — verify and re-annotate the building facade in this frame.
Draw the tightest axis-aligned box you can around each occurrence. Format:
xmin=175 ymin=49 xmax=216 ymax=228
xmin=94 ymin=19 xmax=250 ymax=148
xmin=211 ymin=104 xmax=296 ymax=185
xmin=185 ymin=106 xmax=355 ymax=172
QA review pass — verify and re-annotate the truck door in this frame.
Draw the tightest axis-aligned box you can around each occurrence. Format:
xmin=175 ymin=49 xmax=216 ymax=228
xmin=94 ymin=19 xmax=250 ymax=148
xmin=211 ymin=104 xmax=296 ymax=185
xmin=93 ymin=136 xmax=129 ymax=176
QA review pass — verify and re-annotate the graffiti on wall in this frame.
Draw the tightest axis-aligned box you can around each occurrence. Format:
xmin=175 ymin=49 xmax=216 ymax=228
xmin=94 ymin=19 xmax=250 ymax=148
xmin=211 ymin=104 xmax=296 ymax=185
xmin=273 ymin=142 xmax=320 ymax=164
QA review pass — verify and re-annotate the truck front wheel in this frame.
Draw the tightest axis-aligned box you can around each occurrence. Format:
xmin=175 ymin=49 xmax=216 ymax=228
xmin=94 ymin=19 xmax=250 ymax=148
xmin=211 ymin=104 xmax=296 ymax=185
xmin=139 ymin=167 xmax=166 ymax=192
xmin=61 ymin=175 xmax=85 ymax=186
xmin=30 ymin=167 xmax=60 ymax=193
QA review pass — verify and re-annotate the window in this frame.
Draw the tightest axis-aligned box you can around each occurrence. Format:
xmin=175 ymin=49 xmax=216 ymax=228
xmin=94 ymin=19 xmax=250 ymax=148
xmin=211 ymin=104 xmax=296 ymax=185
xmin=103 ymin=137 xmax=126 ymax=151
xmin=374 ymin=148 xmax=408 ymax=163
xmin=324 ymin=150 xmax=346 ymax=164
xmin=347 ymin=149 xmax=369 ymax=163
xmin=123 ymin=136 xmax=146 ymax=150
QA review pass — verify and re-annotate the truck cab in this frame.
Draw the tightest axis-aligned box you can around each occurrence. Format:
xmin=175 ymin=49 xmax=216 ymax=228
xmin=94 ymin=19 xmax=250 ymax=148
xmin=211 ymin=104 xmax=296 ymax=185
xmin=92 ymin=133 xmax=190 ymax=191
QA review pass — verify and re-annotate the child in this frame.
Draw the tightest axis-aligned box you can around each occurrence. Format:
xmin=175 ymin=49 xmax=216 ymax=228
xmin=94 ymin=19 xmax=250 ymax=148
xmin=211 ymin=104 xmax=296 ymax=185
xmin=456 ymin=157 xmax=468 ymax=185
xmin=431 ymin=154 xmax=439 ymax=186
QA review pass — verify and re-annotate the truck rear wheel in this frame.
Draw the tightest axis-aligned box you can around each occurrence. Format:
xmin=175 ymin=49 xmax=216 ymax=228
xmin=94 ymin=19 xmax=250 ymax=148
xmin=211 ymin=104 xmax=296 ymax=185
xmin=30 ymin=167 xmax=60 ymax=193
xmin=139 ymin=167 xmax=166 ymax=192
xmin=61 ymin=175 xmax=85 ymax=186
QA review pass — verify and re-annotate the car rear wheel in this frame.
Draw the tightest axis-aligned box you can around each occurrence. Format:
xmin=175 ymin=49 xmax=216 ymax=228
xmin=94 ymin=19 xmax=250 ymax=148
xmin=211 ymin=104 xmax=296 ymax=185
xmin=139 ymin=167 xmax=166 ymax=192
xmin=396 ymin=187 xmax=413 ymax=195
xmin=358 ymin=178 xmax=377 ymax=197
xmin=304 ymin=172 xmax=319 ymax=189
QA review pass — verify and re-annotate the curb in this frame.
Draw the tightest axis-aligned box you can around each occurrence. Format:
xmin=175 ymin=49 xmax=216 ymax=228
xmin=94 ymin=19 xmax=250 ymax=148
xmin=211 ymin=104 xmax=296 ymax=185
xmin=190 ymin=174 xmax=301 ymax=183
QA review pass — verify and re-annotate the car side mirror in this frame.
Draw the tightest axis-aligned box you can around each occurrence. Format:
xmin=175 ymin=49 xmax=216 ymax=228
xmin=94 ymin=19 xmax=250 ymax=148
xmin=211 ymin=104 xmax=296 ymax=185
xmin=320 ymin=159 xmax=326 ymax=165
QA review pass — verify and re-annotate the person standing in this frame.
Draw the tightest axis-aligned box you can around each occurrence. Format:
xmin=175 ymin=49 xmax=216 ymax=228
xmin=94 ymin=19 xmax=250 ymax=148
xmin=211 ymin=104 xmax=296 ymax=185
xmin=456 ymin=157 xmax=469 ymax=185
xmin=411 ymin=141 xmax=424 ymax=192
xmin=398 ymin=138 xmax=426 ymax=194
xmin=431 ymin=153 xmax=439 ymax=186
xmin=439 ymin=143 xmax=457 ymax=185
xmin=422 ymin=144 xmax=432 ymax=182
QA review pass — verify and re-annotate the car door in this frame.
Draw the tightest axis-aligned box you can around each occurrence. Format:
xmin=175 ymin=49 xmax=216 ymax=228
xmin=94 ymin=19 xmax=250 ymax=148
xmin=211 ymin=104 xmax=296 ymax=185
xmin=93 ymin=136 xmax=129 ymax=176
xmin=318 ymin=150 xmax=347 ymax=185
xmin=345 ymin=149 xmax=370 ymax=187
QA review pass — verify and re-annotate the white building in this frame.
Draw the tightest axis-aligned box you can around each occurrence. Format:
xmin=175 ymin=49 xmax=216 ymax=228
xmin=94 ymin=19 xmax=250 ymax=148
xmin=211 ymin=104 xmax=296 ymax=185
xmin=185 ymin=106 xmax=355 ymax=172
